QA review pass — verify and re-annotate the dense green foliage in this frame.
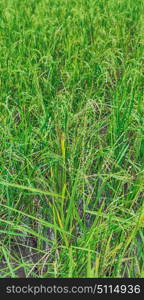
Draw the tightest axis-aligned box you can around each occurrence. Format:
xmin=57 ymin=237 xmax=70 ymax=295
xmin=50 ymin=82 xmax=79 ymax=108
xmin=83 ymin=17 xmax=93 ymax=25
xmin=0 ymin=0 xmax=144 ymax=277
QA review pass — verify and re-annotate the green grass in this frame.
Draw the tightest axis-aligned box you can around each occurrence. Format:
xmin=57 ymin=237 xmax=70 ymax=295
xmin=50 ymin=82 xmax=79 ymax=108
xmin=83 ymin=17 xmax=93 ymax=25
xmin=0 ymin=0 xmax=144 ymax=278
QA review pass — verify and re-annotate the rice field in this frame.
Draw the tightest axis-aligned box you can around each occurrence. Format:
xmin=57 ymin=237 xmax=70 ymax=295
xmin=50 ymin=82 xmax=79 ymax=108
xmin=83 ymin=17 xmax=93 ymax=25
xmin=0 ymin=0 xmax=144 ymax=278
